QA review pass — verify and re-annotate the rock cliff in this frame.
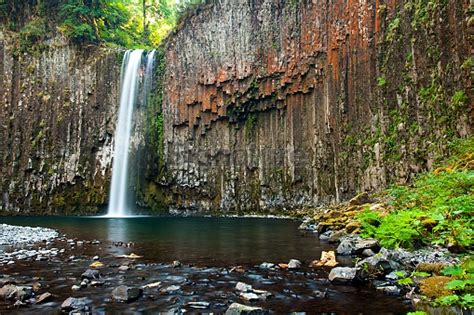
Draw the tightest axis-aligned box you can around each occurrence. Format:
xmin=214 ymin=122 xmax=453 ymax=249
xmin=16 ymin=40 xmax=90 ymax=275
xmin=0 ymin=33 xmax=121 ymax=214
xmin=147 ymin=0 xmax=472 ymax=213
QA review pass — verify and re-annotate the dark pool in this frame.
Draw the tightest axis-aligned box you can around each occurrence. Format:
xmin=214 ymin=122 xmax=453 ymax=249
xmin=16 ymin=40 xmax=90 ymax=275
xmin=0 ymin=216 xmax=331 ymax=265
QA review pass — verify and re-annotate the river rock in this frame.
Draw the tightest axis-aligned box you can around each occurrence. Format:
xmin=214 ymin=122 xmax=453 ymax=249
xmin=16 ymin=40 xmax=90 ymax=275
xmin=0 ymin=285 xmax=32 ymax=301
xmin=235 ymin=282 xmax=252 ymax=292
xmin=259 ymin=262 xmax=275 ymax=269
xmin=376 ymin=285 xmax=401 ymax=296
xmin=328 ymin=267 xmax=359 ymax=284
xmin=118 ymin=265 xmax=129 ymax=271
xmin=172 ymin=260 xmax=182 ymax=268
xmin=160 ymin=285 xmax=181 ymax=294
xmin=187 ymin=301 xmax=210 ymax=309
xmin=356 ymin=254 xmax=394 ymax=274
xmin=111 ymin=285 xmax=142 ymax=302
xmin=81 ymin=269 xmax=100 ymax=280
xmin=36 ymin=292 xmax=52 ymax=304
xmin=61 ymin=297 xmax=91 ymax=311
xmin=240 ymin=292 xmax=259 ymax=301
xmin=288 ymin=259 xmax=302 ymax=269
xmin=71 ymin=285 xmax=81 ymax=291
xmin=225 ymin=303 xmax=268 ymax=315
xmin=336 ymin=236 xmax=380 ymax=255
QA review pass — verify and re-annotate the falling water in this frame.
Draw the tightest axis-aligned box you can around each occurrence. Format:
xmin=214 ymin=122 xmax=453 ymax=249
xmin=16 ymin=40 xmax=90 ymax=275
xmin=106 ymin=49 xmax=150 ymax=217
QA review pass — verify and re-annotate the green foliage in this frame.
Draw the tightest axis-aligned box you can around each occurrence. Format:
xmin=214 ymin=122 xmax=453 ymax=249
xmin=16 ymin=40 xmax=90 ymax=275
xmin=385 ymin=17 xmax=400 ymax=42
xmin=358 ymin=138 xmax=474 ymax=250
xmin=450 ymin=90 xmax=468 ymax=110
xmin=377 ymin=76 xmax=387 ymax=88
xmin=407 ymin=312 xmax=427 ymax=315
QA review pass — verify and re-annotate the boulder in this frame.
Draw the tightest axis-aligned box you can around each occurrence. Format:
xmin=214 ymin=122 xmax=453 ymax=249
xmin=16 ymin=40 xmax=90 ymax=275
xmin=336 ymin=236 xmax=380 ymax=256
xmin=356 ymin=254 xmax=394 ymax=275
xmin=288 ymin=259 xmax=302 ymax=269
xmin=349 ymin=192 xmax=371 ymax=206
xmin=111 ymin=285 xmax=142 ymax=302
xmin=225 ymin=302 xmax=268 ymax=315
xmin=328 ymin=267 xmax=359 ymax=284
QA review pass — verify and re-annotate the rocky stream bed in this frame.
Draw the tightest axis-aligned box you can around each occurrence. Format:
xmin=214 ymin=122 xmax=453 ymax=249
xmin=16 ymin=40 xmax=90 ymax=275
xmin=0 ymin=218 xmax=465 ymax=314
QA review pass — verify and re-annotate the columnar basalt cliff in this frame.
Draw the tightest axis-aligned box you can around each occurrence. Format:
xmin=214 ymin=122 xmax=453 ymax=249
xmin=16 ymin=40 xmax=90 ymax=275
xmin=145 ymin=0 xmax=472 ymax=213
xmin=0 ymin=33 xmax=121 ymax=214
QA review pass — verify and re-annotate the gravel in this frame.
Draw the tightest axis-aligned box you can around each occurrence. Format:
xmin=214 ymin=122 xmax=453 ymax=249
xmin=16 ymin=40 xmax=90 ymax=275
xmin=0 ymin=224 xmax=59 ymax=246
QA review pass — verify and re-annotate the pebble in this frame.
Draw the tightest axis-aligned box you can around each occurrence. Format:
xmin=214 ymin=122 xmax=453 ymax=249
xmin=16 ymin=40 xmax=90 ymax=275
xmin=288 ymin=259 xmax=302 ymax=269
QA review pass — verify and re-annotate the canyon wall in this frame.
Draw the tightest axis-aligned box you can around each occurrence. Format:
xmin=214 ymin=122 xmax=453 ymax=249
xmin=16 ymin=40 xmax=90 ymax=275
xmin=0 ymin=33 xmax=121 ymax=214
xmin=146 ymin=0 xmax=472 ymax=214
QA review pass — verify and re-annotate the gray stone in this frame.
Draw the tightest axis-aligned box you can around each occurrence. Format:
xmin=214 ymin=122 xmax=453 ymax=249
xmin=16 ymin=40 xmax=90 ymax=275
xmin=61 ymin=297 xmax=91 ymax=311
xmin=376 ymin=285 xmax=401 ymax=296
xmin=288 ymin=259 xmax=302 ymax=269
xmin=328 ymin=267 xmax=359 ymax=284
xmin=240 ymin=292 xmax=259 ymax=301
xmin=225 ymin=303 xmax=268 ymax=315
xmin=172 ymin=260 xmax=182 ymax=268
xmin=235 ymin=282 xmax=252 ymax=292
xmin=187 ymin=301 xmax=210 ymax=309
xmin=111 ymin=285 xmax=142 ymax=302
xmin=81 ymin=269 xmax=100 ymax=280
xmin=71 ymin=285 xmax=81 ymax=291
xmin=160 ymin=285 xmax=181 ymax=294
xmin=362 ymin=249 xmax=375 ymax=257
xmin=259 ymin=262 xmax=275 ymax=269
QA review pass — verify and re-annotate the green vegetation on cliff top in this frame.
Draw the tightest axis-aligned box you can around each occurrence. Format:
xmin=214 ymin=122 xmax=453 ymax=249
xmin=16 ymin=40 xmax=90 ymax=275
xmin=0 ymin=0 xmax=206 ymax=48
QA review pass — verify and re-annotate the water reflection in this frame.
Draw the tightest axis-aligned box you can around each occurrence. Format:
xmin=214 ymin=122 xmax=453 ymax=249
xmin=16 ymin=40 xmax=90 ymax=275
xmin=0 ymin=217 xmax=327 ymax=265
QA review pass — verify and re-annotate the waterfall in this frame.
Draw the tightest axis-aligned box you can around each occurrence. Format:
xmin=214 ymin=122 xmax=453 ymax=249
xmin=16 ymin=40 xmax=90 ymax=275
xmin=106 ymin=49 xmax=156 ymax=217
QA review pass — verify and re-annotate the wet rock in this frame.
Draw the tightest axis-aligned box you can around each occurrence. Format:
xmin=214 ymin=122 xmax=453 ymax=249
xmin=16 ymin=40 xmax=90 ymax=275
xmin=319 ymin=230 xmax=332 ymax=241
xmin=92 ymin=255 xmax=99 ymax=260
xmin=90 ymin=280 xmax=104 ymax=287
xmin=328 ymin=230 xmax=346 ymax=243
xmin=298 ymin=220 xmax=317 ymax=232
xmin=386 ymin=271 xmax=406 ymax=280
xmin=36 ymin=292 xmax=52 ymax=304
xmin=142 ymin=282 xmax=161 ymax=289
xmin=160 ymin=285 xmax=181 ymax=294
xmin=362 ymin=249 xmax=375 ymax=257
xmin=187 ymin=301 xmax=210 ymax=309
xmin=13 ymin=300 xmax=25 ymax=307
xmin=376 ymin=285 xmax=401 ymax=296
xmin=0 ymin=285 xmax=19 ymax=300
xmin=336 ymin=236 xmax=380 ymax=256
xmin=225 ymin=303 xmax=268 ymax=315
xmin=118 ymin=265 xmax=129 ymax=271
xmin=236 ymin=282 xmax=252 ymax=292
xmin=356 ymin=254 xmax=394 ymax=275
xmin=259 ymin=262 xmax=275 ymax=269
xmin=81 ymin=269 xmax=100 ymax=280
xmin=71 ymin=285 xmax=81 ymax=291
xmin=313 ymin=289 xmax=328 ymax=298
xmin=111 ymin=285 xmax=142 ymax=302
xmin=61 ymin=297 xmax=91 ymax=311
xmin=240 ymin=292 xmax=259 ymax=301
xmin=172 ymin=260 xmax=182 ymax=268
xmin=0 ymin=285 xmax=31 ymax=301
xmin=277 ymin=263 xmax=288 ymax=269
xmin=288 ymin=259 xmax=302 ymax=269
xmin=328 ymin=267 xmax=359 ymax=284
xmin=166 ymin=275 xmax=187 ymax=283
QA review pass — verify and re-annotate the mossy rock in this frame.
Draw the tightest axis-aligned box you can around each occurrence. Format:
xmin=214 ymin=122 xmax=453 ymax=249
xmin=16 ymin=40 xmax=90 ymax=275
xmin=416 ymin=263 xmax=446 ymax=274
xmin=419 ymin=276 xmax=452 ymax=299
